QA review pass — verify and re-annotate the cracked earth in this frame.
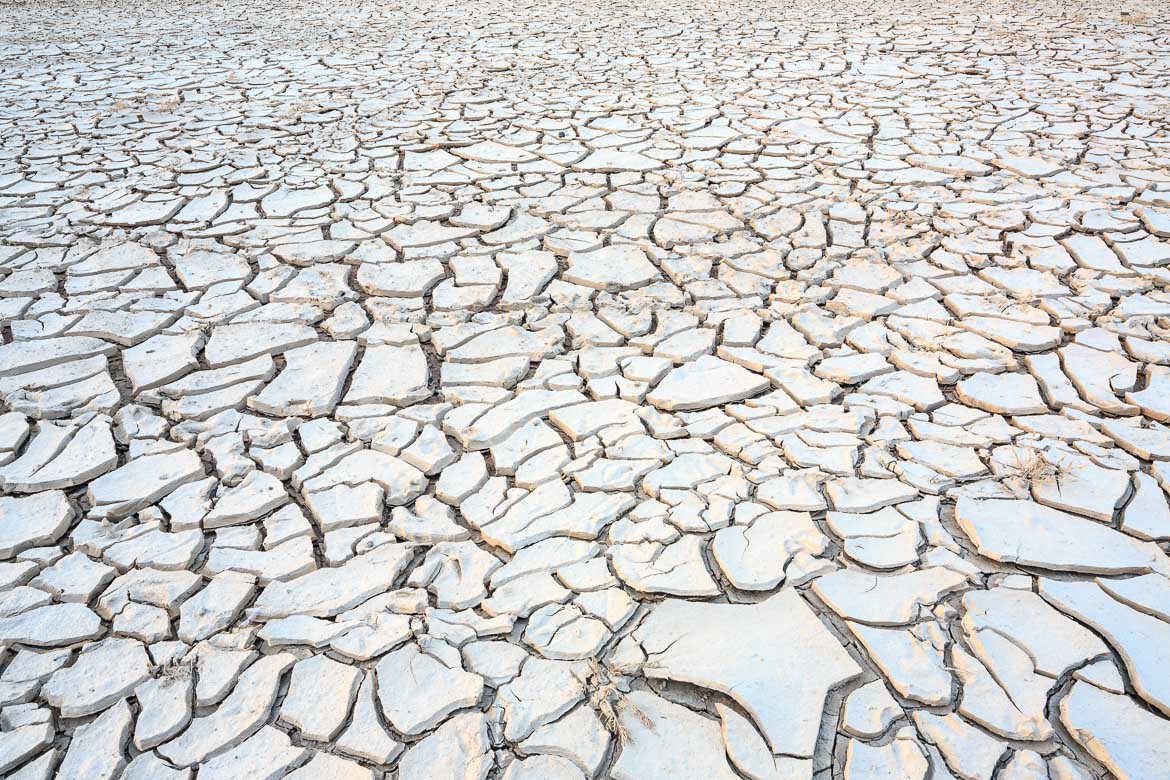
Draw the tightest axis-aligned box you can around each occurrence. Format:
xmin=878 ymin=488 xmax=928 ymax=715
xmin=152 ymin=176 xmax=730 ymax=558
xmin=1 ymin=0 xmax=1170 ymax=778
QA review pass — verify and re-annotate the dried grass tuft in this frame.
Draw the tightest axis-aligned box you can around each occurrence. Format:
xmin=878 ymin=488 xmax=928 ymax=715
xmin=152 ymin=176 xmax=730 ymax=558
xmin=1010 ymin=449 xmax=1059 ymax=484
xmin=1007 ymin=448 xmax=1082 ymax=489
xmin=586 ymin=658 xmax=654 ymax=743
xmin=158 ymin=658 xmax=193 ymax=682
xmin=1119 ymin=10 xmax=1150 ymax=23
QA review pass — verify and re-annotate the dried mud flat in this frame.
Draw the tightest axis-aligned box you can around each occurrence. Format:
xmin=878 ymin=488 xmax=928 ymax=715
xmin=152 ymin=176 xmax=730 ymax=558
xmin=1 ymin=0 xmax=1170 ymax=778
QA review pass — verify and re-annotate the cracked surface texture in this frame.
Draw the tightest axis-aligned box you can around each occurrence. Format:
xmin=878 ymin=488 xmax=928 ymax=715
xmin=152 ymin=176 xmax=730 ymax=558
xmin=2 ymin=0 xmax=1170 ymax=777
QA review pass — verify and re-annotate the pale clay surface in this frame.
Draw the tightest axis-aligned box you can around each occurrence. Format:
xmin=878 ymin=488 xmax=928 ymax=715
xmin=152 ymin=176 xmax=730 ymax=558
xmin=1 ymin=0 xmax=1170 ymax=777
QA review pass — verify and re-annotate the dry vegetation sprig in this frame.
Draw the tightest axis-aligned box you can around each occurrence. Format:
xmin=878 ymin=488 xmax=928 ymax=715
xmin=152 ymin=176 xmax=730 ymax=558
xmin=586 ymin=658 xmax=655 ymax=743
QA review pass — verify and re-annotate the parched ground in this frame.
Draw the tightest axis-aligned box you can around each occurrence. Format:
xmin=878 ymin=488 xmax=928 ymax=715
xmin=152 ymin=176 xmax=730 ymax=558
xmin=2 ymin=0 xmax=1170 ymax=777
